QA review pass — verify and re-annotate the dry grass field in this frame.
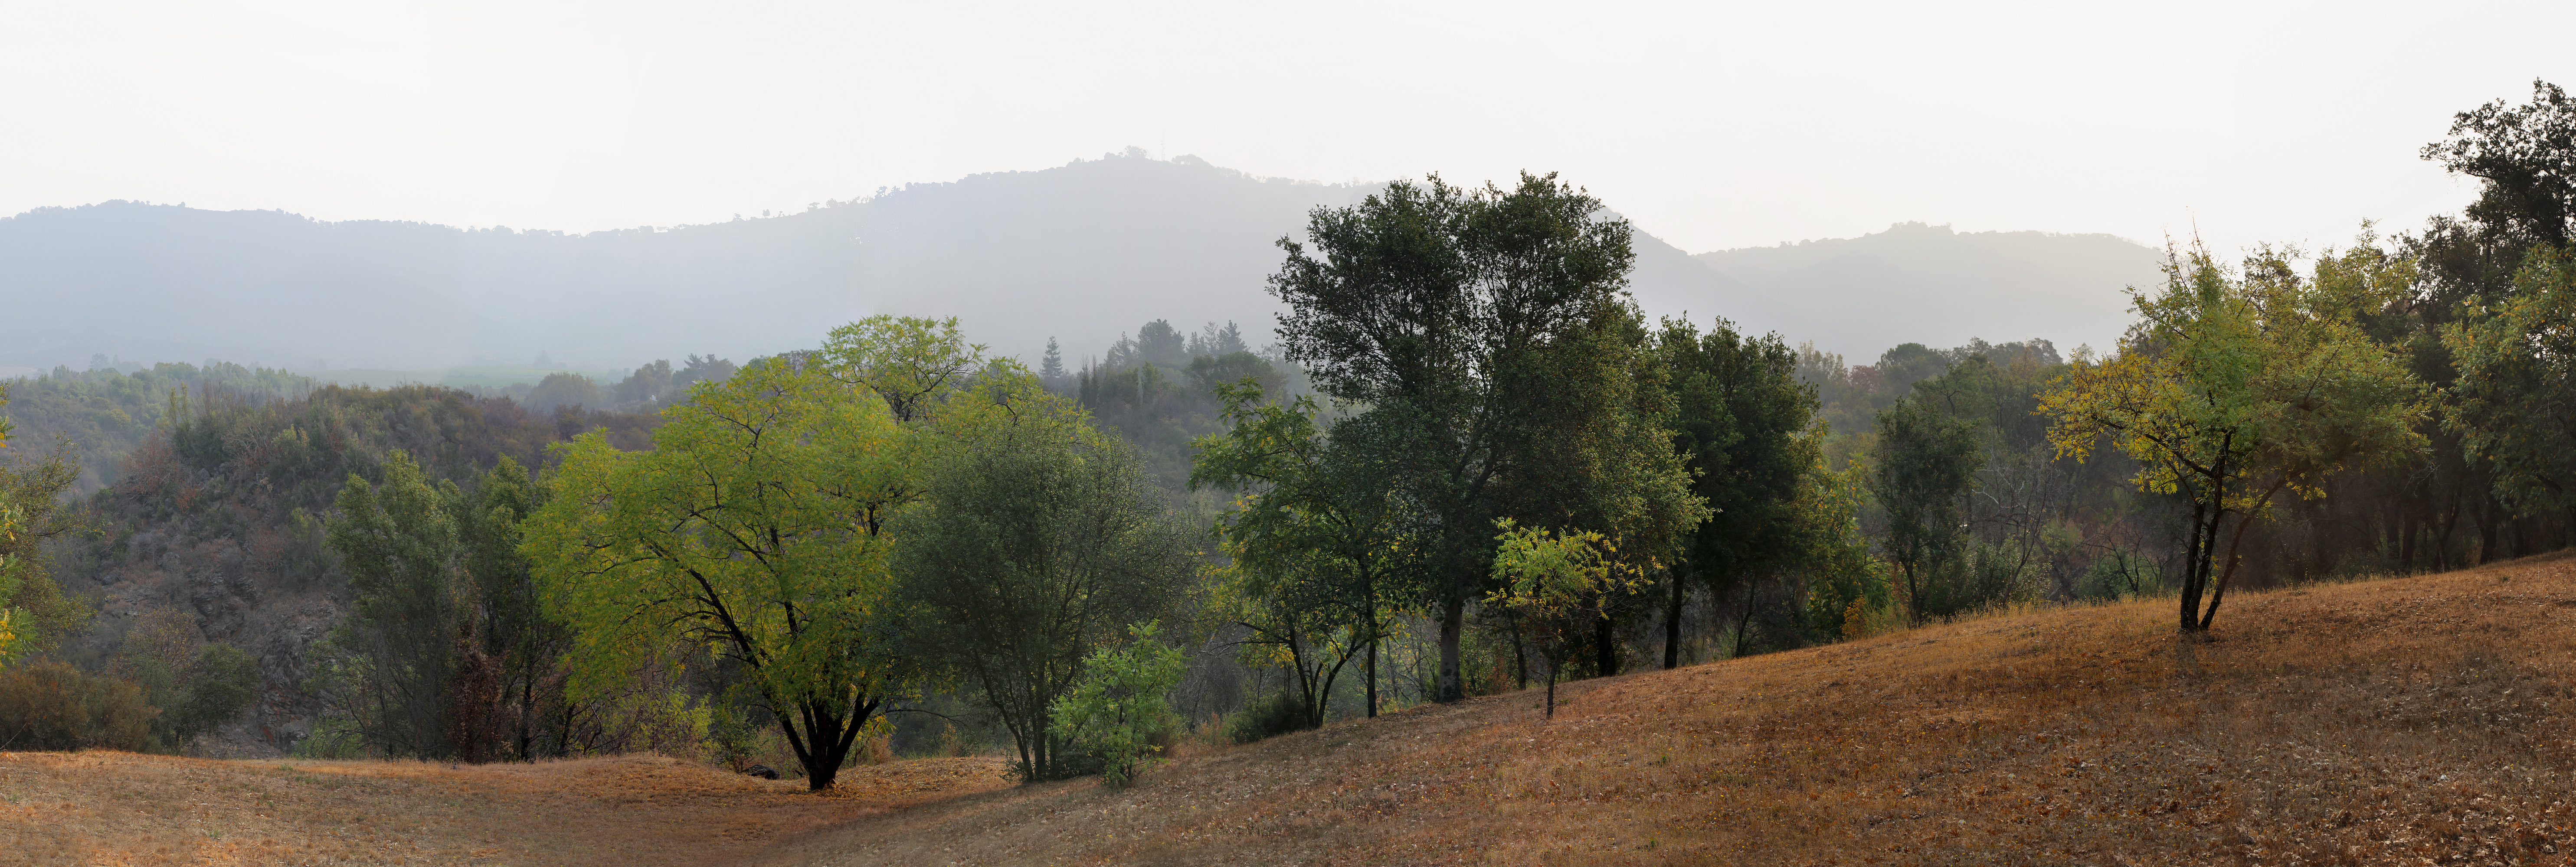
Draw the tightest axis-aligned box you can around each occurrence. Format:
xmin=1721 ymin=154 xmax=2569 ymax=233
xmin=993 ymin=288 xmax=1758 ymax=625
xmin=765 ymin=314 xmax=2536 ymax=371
xmin=0 ymin=752 xmax=1011 ymax=865
xmin=9 ymin=556 xmax=2576 ymax=865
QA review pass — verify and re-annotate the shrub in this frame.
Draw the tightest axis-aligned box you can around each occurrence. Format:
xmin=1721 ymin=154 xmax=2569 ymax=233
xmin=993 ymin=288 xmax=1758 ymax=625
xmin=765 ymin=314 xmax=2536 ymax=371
xmin=1222 ymin=691 xmax=1313 ymax=745
xmin=0 ymin=662 xmax=158 ymax=751
xmin=2077 ymin=550 xmax=2165 ymax=602
xmin=1049 ymin=622 xmax=1188 ymax=788
xmin=171 ymin=645 xmax=261 ymax=742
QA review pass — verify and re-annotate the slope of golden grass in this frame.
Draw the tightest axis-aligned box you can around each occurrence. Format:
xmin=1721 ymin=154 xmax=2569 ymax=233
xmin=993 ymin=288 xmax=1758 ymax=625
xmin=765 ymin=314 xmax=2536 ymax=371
xmin=768 ymin=557 xmax=2576 ymax=866
xmin=0 ymin=751 xmax=1010 ymax=866
xmin=8 ymin=559 xmax=2573 ymax=866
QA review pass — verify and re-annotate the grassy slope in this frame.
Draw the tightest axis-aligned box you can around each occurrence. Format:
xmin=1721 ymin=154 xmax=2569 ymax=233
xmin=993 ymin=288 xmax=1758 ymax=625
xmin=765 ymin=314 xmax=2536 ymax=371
xmin=0 ymin=754 xmax=1010 ymax=866
xmin=767 ymin=557 xmax=2576 ymax=866
xmin=7 ymin=560 xmax=2575 ymax=866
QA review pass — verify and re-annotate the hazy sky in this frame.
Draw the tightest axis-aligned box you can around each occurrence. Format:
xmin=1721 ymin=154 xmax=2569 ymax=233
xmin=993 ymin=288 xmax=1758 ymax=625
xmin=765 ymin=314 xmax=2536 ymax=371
xmin=6 ymin=0 xmax=2569 ymax=256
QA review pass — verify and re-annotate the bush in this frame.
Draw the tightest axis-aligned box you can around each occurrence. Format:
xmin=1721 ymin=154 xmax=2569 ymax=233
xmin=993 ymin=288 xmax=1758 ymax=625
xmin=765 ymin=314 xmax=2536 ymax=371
xmin=2077 ymin=550 xmax=2165 ymax=602
xmin=1049 ymin=622 xmax=1188 ymax=788
xmin=1222 ymin=691 xmax=1313 ymax=745
xmin=171 ymin=645 xmax=261 ymax=742
xmin=0 ymin=662 xmax=158 ymax=751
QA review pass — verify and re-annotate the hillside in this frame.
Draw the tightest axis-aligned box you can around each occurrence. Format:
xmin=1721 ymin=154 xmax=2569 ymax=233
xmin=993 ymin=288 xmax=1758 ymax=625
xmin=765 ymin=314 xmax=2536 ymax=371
xmin=8 ymin=559 xmax=2572 ymax=865
xmin=1696 ymin=222 xmax=2166 ymax=360
xmin=7 ymin=153 xmax=2137 ymax=376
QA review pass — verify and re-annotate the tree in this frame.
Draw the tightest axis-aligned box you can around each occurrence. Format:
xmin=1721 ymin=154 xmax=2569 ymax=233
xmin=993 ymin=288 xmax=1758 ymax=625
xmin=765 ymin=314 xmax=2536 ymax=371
xmin=1192 ymin=384 xmax=1418 ymax=723
xmin=452 ymin=456 xmax=570 ymax=760
xmin=1041 ymin=337 xmax=1066 ymax=380
xmin=2423 ymin=79 xmax=2576 ymax=252
xmin=0 ymin=384 xmax=86 ymax=661
xmin=1659 ymin=318 xmax=1820 ymax=667
xmin=320 ymin=450 xmax=461 ymax=758
xmin=894 ymin=390 xmax=1195 ymax=782
xmin=523 ymin=357 xmax=915 ymax=790
xmin=2041 ymin=241 xmax=2427 ymax=633
xmin=1048 ymin=621 xmax=1189 ymax=788
xmin=1268 ymin=172 xmax=1648 ymax=702
xmin=1486 ymin=520 xmax=1641 ymax=718
xmin=2445 ymin=243 xmax=2576 ymax=522
xmin=0 ymin=388 xmax=20 ymax=666
xmin=1869 ymin=396 xmax=1983 ymax=624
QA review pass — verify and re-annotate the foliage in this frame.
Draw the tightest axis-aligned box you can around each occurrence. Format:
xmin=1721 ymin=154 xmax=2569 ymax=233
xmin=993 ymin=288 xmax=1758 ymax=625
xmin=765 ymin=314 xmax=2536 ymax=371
xmin=1869 ymin=396 xmax=1983 ymax=623
xmin=2041 ymin=240 xmax=2428 ymax=632
xmin=0 ymin=384 xmax=88 ymax=661
xmin=1268 ymin=172 xmax=1671 ymax=701
xmin=2423 ymin=79 xmax=2576 ymax=251
xmin=1048 ymin=622 xmax=1189 ymax=788
xmin=0 ymin=662 xmax=158 ymax=751
xmin=1659 ymin=318 xmax=1821 ymax=665
xmin=1192 ymin=384 xmax=1416 ymax=724
xmin=894 ymin=383 xmax=1195 ymax=783
xmin=2445 ymin=243 xmax=2576 ymax=518
xmin=524 ymin=356 xmax=914 ymax=790
xmin=116 ymin=608 xmax=260 ymax=747
xmin=1485 ymin=520 xmax=1643 ymax=717
xmin=1222 ymin=691 xmax=1314 ymax=744
xmin=317 ymin=450 xmax=462 ymax=758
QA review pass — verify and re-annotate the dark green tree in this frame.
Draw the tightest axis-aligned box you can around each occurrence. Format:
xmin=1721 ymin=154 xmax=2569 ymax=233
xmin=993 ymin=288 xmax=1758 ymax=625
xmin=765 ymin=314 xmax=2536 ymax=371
xmin=1268 ymin=173 xmax=1650 ymax=701
xmin=1657 ymin=318 xmax=1819 ymax=668
xmin=894 ymin=397 xmax=1195 ymax=782
xmin=1869 ymin=397 xmax=1982 ymax=623
xmin=319 ymin=450 xmax=460 ymax=758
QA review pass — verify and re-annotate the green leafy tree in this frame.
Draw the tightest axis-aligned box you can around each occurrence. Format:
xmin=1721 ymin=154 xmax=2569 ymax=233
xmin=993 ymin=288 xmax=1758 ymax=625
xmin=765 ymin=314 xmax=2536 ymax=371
xmin=320 ymin=449 xmax=461 ymax=758
xmin=1658 ymin=318 xmax=1820 ymax=666
xmin=0 ymin=388 xmax=20 ymax=666
xmin=1192 ymin=384 xmax=1418 ymax=723
xmin=1869 ymin=396 xmax=1982 ymax=623
xmin=2445 ymin=243 xmax=2576 ymax=521
xmin=1048 ymin=621 xmax=1189 ymax=788
xmin=1268 ymin=173 xmax=1652 ymax=701
xmin=894 ymin=391 xmax=1194 ymax=782
xmin=1485 ymin=520 xmax=1640 ymax=718
xmin=523 ymin=357 xmax=915 ymax=790
xmin=453 ymin=456 xmax=568 ymax=760
xmin=0 ymin=384 xmax=88 ymax=661
xmin=2042 ymin=241 xmax=2427 ymax=633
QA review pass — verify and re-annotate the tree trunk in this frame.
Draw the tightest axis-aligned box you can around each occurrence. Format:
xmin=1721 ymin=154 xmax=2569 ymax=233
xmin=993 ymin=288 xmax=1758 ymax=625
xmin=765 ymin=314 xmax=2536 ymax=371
xmin=1509 ymin=622 xmax=1527 ymax=691
xmin=1436 ymin=595 xmax=1466 ymax=702
xmin=2477 ymin=493 xmax=2502 ymax=564
xmin=2398 ymin=506 xmax=2418 ymax=573
xmin=1661 ymin=568 xmax=1685 ymax=670
xmin=1594 ymin=608 xmax=1618 ymax=678
xmin=1543 ymin=654 xmax=1557 ymax=720
xmin=2178 ymin=501 xmax=2218 ymax=634
xmin=1365 ymin=627 xmax=1379 ymax=718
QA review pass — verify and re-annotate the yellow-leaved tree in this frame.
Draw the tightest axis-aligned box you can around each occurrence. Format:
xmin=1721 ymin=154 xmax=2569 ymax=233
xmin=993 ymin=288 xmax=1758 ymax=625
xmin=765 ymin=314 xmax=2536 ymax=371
xmin=2040 ymin=238 xmax=2427 ymax=634
xmin=0 ymin=385 xmax=21 ymax=665
xmin=523 ymin=355 xmax=921 ymax=790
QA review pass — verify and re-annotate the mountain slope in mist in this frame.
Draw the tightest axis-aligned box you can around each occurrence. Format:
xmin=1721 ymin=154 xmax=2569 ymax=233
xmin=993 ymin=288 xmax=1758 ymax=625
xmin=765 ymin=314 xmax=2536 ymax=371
xmin=4 ymin=153 xmax=2129 ymax=373
xmin=1695 ymin=222 xmax=2165 ymax=360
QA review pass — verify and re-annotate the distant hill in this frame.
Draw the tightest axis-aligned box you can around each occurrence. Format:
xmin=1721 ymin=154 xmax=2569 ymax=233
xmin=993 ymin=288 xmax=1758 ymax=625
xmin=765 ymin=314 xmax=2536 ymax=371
xmin=3 ymin=154 xmax=2144 ymax=373
xmin=1694 ymin=222 xmax=2166 ymax=361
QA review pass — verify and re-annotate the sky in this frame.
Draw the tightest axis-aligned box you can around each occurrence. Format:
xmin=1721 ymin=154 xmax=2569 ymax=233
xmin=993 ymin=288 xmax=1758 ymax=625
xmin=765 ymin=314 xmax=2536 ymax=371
xmin=4 ymin=0 xmax=2570 ymax=257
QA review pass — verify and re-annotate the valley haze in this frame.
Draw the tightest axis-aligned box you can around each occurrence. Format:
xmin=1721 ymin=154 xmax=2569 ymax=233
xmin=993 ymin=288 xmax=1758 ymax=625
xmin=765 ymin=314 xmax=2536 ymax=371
xmin=3 ymin=151 xmax=2158 ymax=376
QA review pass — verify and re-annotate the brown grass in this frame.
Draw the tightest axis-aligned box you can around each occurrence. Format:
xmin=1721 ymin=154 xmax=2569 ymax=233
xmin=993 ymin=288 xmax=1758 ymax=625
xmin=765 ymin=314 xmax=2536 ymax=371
xmin=0 ymin=752 xmax=1010 ymax=865
xmin=11 ymin=557 xmax=2576 ymax=865
xmin=764 ymin=557 xmax=2576 ymax=866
